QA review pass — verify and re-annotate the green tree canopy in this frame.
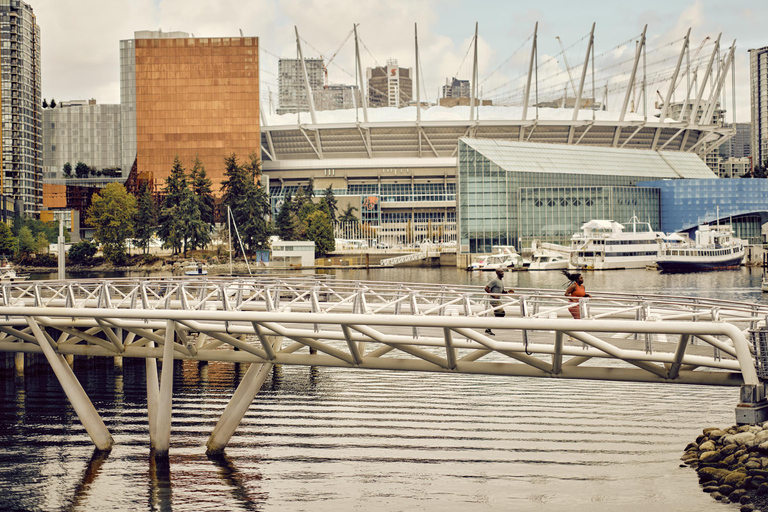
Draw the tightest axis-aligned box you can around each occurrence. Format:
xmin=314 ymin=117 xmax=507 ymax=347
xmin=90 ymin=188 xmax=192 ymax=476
xmin=134 ymin=183 xmax=157 ymax=255
xmin=75 ymin=161 xmax=89 ymax=178
xmin=305 ymin=210 xmax=335 ymax=257
xmin=68 ymin=240 xmax=97 ymax=265
xmin=0 ymin=223 xmax=16 ymax=256
xmin=157 ymin=156 xmax=188 ymax=255
xmin=321 ymin=185 xmax=338 ymax=223
xmin=62 ymin=162 xmax=72 ymax=178
xmin=87 ymin=183 xmax=136 ymax=265
xmin=221 ymin=152 xmax=271 ymax=253
xmin=190 ymin=156 xmax=216 ymax=225
xmin=339 ymin=204 xmax=359 ymax=223
xmin=17 ymin=226 xmax=35 ymax=256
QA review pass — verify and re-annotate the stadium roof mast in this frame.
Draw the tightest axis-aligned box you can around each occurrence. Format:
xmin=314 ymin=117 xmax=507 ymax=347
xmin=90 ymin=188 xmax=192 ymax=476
xmin=658 ymin=27 xmax=691 ymax=123
xmin=469 ymin=22 xmax=478 ymax=122
xmin=415 ymin=23 xmax=420 ymax=123
xmin=613 ymin=25 xmax=647 ymax=147
xmin=690 ymin=33 xmax=721 ymax=126
xmin=572 ymin=23 xmax=595 ymax=121
xmin=521 ymin=22 xmax=538 ymax=122
xmin=702 ymin=41 xmax=735 ymax=126
xmin=295 ymin=26 xmax=318 ymax=125
xmin=353 ymin=24 xmax=369 ymax=123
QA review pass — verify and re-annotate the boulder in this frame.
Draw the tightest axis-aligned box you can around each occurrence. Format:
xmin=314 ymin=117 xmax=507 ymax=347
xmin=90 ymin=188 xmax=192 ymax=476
xmin=741 ymin=494 xmax=753 ymax=504
xmin=758 ymin=441 xmax=768 ymax=454
xmin=700 ymin=451 xmax=721 ymax=463
xmin=724 ymin=471 xmax=748 ymax=488
xmin=705 ymin=429 xmax=727 ymax=440
xmin=755 ymin=431 xmax=768 ymax=445
xmin=757 ymin=482 xmax=768 ymax=495
xmin=730 ymin=489 xmax=747 ymax=502
xmin=724 ymin=454 xmax=737 ymax=466
xmin=724 ymin=433 xmax=758 ymax=447
xmin=703 ymin=485 xmax=720 ymax=493
xmin=740 ymin=504 xmax=755 ymax=512
xmin=747 ymin=460 xmax=763 ymax=470
xmin=699 ymin=440 xmax=717 ymax=452
xmin=699 ymin=467 xmax=733 ymax=483
xmin=719 ymin=484 xmax=735 ymax=496
xmin=722 ymin=445 xmax=740 ymax=457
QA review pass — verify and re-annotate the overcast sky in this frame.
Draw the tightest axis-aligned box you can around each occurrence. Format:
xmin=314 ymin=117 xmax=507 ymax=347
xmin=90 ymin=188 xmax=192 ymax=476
xmin=30 ymin=0 xmax=768 ymax=123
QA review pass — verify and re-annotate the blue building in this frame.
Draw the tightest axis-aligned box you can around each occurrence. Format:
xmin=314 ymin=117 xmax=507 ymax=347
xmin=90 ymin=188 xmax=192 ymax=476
xmin=638 ymin=179 xmax=768 ymax=243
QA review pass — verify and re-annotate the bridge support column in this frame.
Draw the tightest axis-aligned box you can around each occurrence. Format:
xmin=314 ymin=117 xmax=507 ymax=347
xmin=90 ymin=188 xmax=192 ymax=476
xmin=27 ymin=317 xmax=114 ymax=451
xmin=154 ymin=322 xmax=176 ymax=457
xmin=736 ymin=384 xmax=768 ymax=425
xmin=206 ymin=335 xmax=283 ymax=455
xmin=146 ymin=339 xmax=160 ymax=450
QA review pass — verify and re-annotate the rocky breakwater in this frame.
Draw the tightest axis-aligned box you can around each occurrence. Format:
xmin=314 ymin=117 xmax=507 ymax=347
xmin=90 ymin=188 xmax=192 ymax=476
xmin=682 ymin=423 xmax=768 ymax=511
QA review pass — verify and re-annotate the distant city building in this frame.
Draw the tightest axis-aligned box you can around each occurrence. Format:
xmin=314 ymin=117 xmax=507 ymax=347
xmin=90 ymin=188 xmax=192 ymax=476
xmin=664 ymin=100 xmax=724 ymax=124
xmin=718 ymin=157 xmax=751 ymax=178
xmin=749 ymin=46 xmax=768 ymax=168
xmin=442 ymin=77 xmax=470 ymax=99
xmin=120 ymin=30 xmax=260 ymax=196
xmin=315 ymin=84 xmax=360 ymax=111
xmin=367 ymin=59 xmax=412 ymax=108
xmin=0 ymin=0 xmax=42 ymax=215
xmin=42 ymin=100 xmax=122 ymax=179
xmin=728 ymin=123 xmax=751 ymax=159
xmin=277 ymin=58 xmax=324 ymax=114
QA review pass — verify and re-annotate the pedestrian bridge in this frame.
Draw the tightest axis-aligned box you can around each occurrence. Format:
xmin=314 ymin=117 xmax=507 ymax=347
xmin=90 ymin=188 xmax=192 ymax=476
xmin=0 ymin=275 xmax=766 ymax=455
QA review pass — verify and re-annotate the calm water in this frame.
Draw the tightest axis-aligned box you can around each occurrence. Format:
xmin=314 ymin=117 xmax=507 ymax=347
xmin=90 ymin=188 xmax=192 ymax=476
xmin=2 ymin=266 xmax=766 ymax=511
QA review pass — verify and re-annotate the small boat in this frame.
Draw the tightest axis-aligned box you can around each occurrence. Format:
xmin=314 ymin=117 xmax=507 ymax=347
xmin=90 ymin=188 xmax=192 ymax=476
xmin=656 ymin=224 xmax=744 ymax=272
xmin=467 ymin=246 xmax=526 ymax=271
xmin=569 ymin=216 xmax=666 ymax=270
xmin=0 ymin=267 xmax=28 ymax=282
xmin=184 ymin=261 xmax=208 ymax=276
xmin=529 ymin=251 xmax=569 ymax=271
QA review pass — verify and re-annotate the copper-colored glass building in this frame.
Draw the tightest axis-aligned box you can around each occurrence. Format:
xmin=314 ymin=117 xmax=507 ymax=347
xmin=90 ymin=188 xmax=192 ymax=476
xmin=120 ymin=31 xmax=259 ymax=196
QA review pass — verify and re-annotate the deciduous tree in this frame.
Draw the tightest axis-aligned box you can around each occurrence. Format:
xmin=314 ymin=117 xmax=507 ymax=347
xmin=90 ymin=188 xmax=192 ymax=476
xmin=87 ymin=183 xmax=136 ymax=265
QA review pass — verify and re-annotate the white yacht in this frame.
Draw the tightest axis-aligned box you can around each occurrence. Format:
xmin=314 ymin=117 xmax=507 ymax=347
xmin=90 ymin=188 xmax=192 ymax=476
xmin=656 ymin=224 xmax=744 ymax=272
xmin=529 ymin=240 xmax=570 ymax=271
xmin=569 ymin=216 xmax=665 ymax=270
xmin=467 ymin=246 xmax=527 ymax=271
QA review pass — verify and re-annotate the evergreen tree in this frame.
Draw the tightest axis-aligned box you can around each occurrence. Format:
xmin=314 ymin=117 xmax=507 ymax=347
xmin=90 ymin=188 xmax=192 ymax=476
xmin=157 ymin=156 xmax=188 ymax=255
xmin=339 ymin=204 xmax=359 ymax=223
xmin=75 ymin=161 xmax=90 ymax=178
xmin=179 ymin=186 xmax=210 ymax=255
xmin=190 ymin=156 xmax=216 ymax=225
xmin=62 ymin=162 xmax=72 ymax=178
xmin=275 ymin=194 xmax=298 ymax=240
xmin=220 ymin=153 xmax=271 ymax=253
xmin=134 ymin=183 xmax=157 ymax=255
xmin=305 ymin=210 xmax=335 ymax=257
xmin=87 ymin=183 xmax=136 ymax=265
xmin=321 ymin=184 xmax=338 ymax=223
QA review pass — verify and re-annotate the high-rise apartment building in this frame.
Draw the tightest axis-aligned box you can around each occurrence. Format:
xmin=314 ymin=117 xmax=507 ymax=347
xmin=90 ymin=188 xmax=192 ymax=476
xmin=42 ymin=100 xmax=121 ymax=179
xmin=442 ymin=77 xmax=470 ymax=99
xmin=120 ymin=30 xmax=260 ymax=195
xmin=0 ymin=0 xmax=41 ymax=215
xmin=315 ymin=84 xmax=360 ymax=111
xmin=277 ymin=58 xmax=324 ymax=114
xmin=367 ymin=59 xmax=412 ymax=108
xmin=750 ymin=46 xmax=768 ymax=169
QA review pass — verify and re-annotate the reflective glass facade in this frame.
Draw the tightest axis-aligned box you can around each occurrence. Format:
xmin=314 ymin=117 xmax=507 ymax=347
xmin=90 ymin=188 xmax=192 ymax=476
xmin=638 ymin=179 xmax=768 ymax=243
xmin=0 ymin=0 xmax=41 ymax=214
xmin=458 ymin=139 xmax=717 ymax=254
xmin=121 ymin=32 xmax=260 ymax=196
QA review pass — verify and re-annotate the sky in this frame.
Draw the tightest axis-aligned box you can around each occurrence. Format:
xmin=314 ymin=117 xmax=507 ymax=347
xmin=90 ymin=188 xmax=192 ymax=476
xmin=30 ymin=0 xmax=768 ymax=123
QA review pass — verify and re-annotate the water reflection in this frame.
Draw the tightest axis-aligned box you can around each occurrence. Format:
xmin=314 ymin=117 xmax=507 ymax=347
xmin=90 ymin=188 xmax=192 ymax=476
xmin=66 ymin=449 xmax=111 ymax=512
xmin=207 ymin=452 xmax=264 ymax=511
xmin=148 ymin=452 xmax=172 ymax=512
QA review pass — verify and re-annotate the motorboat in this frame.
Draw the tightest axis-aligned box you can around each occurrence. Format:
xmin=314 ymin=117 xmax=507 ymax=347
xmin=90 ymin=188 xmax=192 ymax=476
xmin=467 ymin=246 xmax=527 ymax=271
xmin=0 ymin=264 xmax=28 ymax=282
xmin=569 ymin=216 xmax=665 ymax=270
xmin=184 ymin=261 xmax=208 ymax=276
xmin=529 ymin=240 xmax=570 ymax=271
xmin=656 ymin=224 xmax=744 ymax=272
xmin=529 ymin=251 xmax=569 ymax=271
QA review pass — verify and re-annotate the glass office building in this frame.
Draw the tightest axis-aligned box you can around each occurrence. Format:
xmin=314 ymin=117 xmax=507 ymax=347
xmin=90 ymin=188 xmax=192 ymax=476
xmin=638 ymin=179 xmax=768 ymax=244
xmin=457 ymin=139 xmax=717 ymax=254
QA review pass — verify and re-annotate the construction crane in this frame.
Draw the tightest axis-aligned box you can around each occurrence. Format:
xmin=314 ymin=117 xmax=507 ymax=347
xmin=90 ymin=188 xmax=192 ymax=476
xmin=555 ymin=36 xmax=578 ymax=98
xmin=322 ymin=26 xmax=356 ymax=88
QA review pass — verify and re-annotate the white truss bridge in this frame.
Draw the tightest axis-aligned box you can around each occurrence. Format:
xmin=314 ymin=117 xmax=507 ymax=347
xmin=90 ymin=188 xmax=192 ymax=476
xmin=0 ymin=275 xmax=765 ymax=455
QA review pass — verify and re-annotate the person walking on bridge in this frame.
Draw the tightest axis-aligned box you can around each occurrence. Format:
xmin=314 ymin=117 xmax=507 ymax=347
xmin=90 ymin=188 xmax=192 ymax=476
xmin=562 ymin=270 xmax=590 ymax=319
xmin=484 ymin=268 xmax=512 ymax=336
